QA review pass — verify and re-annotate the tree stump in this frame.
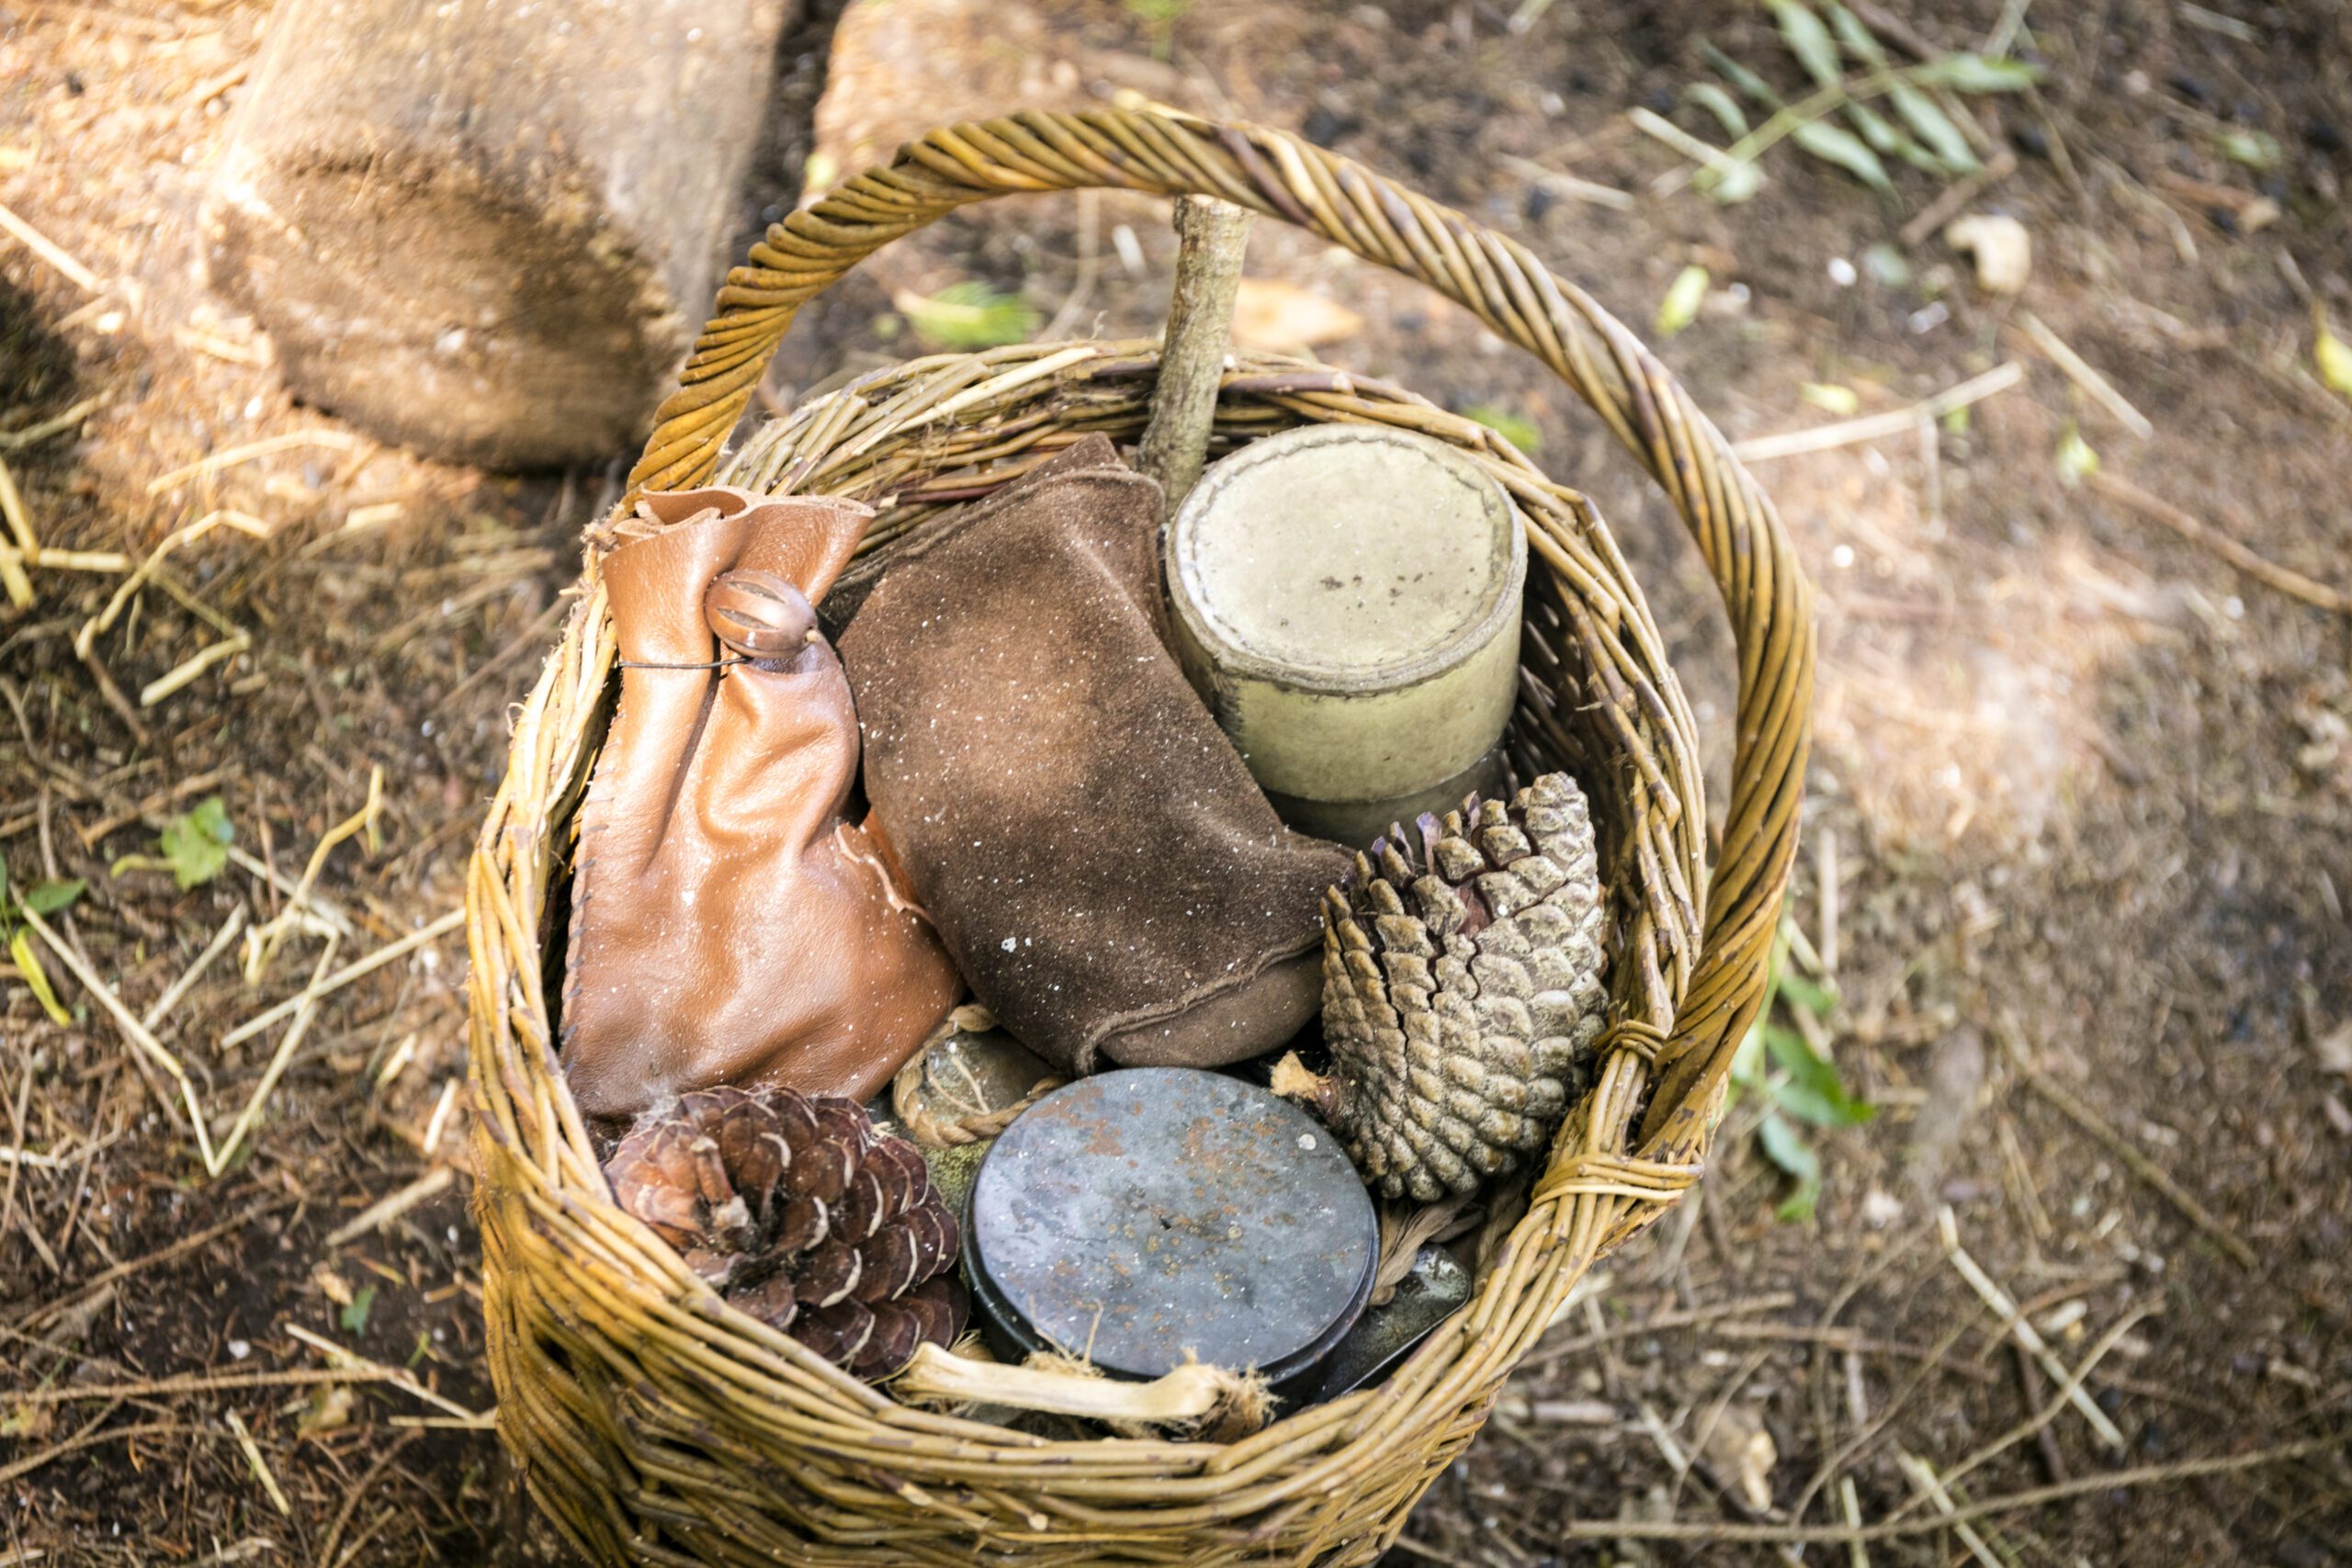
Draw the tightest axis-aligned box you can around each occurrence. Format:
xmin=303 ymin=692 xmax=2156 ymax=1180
xmin=202 ymin=0 xmax=792 ymax=469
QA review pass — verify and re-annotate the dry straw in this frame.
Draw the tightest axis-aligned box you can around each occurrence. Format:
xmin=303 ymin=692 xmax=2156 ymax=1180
xmin=465 ymin=107 xmax=1814 ymax=1564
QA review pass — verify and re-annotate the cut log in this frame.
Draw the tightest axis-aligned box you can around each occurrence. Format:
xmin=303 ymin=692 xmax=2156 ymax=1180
xmin=202 ymin=0 xmax=792 ymax=469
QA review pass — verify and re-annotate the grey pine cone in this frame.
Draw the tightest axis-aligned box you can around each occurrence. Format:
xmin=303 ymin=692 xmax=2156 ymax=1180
xmin=1280 ymin=773 xmax=1609 ymax=1201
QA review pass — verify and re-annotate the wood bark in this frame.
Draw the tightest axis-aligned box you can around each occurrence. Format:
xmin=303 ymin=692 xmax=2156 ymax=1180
xmin=1136 ymin=196 xmax=1253 ymax=512
xmin=203 ymin=0 xmax=792 ymax=469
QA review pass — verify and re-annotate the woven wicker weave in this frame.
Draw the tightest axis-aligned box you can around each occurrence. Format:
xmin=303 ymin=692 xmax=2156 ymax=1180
xmin=465 ymin=108 xmax=1813 ymax=1565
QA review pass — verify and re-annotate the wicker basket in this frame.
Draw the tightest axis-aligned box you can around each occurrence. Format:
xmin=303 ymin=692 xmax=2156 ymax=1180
xmin=465 ymin=108 xmax=1813 ymax=1565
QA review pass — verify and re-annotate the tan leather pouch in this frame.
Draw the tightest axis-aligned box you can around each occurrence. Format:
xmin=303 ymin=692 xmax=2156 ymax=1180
xmin=561 ymin=487 xmax=961 ymax=1122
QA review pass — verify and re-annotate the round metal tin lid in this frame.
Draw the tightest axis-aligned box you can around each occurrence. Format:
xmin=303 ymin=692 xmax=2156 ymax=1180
xmin=968 ymin=1068 xmax=1379 ymax=1382
xmin=1167 ymin=423 xmax=1526 ymax=691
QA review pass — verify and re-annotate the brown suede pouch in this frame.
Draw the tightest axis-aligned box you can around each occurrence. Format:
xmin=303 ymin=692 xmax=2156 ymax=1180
xmin=563 ymin=486 xmax=963 ymax=1122
xmin=837 ymin=436 xmax=1349 ymax=1076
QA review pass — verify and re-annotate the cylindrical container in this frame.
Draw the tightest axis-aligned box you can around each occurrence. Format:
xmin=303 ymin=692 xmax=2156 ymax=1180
xmin=1165 ymin=423 xmax=1527 ymax=845
xmin=965 ymin=1068 xmax=1377 ymax=1396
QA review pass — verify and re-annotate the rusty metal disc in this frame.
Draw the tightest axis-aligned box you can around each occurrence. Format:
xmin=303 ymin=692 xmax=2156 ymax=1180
xmin=967 ymin=1067 xmax=1378 ymax=1387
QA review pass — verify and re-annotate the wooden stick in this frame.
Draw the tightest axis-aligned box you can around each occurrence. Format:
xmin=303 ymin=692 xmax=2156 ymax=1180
xmin=1136 ymin=196 xmax=1253 ymax=512
xmin=2015 ymin=311 xmax=2154 ymax=440
xmin=1733 ymin=363 xmax=2023 ymax=461
xmin=2002 ymin=1025 xmax=2258 ymax=1268
xmin=324 ymin=1166 xmax=456 ymax=1247
xmin=2086 ymin=469 xmax=2350 ymax=616
xmin=220 ymin=908 xmax=462 ymax=1048
xmin=1938 ymin=1205 xmax=2125 ymax=1450
xmin=0 ymin=198 xmax=97 ymax=291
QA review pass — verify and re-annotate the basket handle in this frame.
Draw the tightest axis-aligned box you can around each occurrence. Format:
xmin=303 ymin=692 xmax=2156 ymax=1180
xmin=628 ymin=107 xmax=1813 ymax=1157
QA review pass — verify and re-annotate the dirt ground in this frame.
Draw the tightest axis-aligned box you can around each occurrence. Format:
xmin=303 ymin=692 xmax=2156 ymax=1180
xmin=3 ymin=0 xmax=2349 ymax=1562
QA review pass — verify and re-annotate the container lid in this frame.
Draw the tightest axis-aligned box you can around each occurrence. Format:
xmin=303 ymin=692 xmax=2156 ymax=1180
xmin=967 ymin=1068 xmax=1377 ymax=1382
xmin=1167 ymin=424 xmax=1526 ymax=692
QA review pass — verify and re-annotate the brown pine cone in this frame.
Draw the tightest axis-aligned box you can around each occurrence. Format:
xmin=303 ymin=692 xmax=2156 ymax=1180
xmin=1276 ymin=772 xmax=1609 ymax=1201
xmin=605 ymin=1085 xmax=967 ymax=1378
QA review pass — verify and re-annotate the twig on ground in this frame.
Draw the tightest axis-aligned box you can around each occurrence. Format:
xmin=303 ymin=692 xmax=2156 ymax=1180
xmin=8 ymin=1197 xmax=294 ymax=1333
xmin=1498 ymin=153 xmax=1635 ymax=211
xmin=2085 ymin=469 xmax=2350 ymax=616
xmin=2014 ymin=312 xmax=2154 ymax=439
xmin=281 ymin=1323 xmax=489 ymax=1422
xmin=145 ymin=431 xmax=360 ymax=496
xmin=1898 ymin=150 xmax=2018 ymax=248
xmin=1898 ymin=1302 xmax=2160 ymax=1519
xmin=141 ymin=633 xmax=252 ymax=708
xmin=0 ymin=197 xmax=97 ymax=291
xmin=209 ymin=934 xmax=341 ymax=1174
xmin=315 ymin=1430 xmax=421 ymax=1568
xmin=220 ymin=909 xmax=463 ymax=1049
xmin=1555 ymin=1437 xmax=2342 ymax=1540
xmin=0 ymin=390 xmax=109 ymax=451
xmin=76 ymin=509 xmax=273 ymax=660
xmin=223 ymin=846 xmax=356 ymax=940
xmin=1898 ymin=1451 xmax=2003 ymax=1568
xmin=326 ymin=1166 xmax=455 ymax=1248
xmin=437 ymin=596 xmax=569 ymax=710
xmin=1939 ymin=1205 xmax=2125 ymax=1450
xmin=244 ymin=765 xmax=382 ymax=980
xmin=141 ymin=906 xmax=249 ymax=1033
xmin=1521 ymin=1292 xmax=1799 ymax=1372
xmin=1733 ymin=363 xmax=2024 ymax=461
xmin=1999 ymin=1023 xmax=2258 ymax=1268
xmin=0 ymin=1420 xmax=213 ymax=1487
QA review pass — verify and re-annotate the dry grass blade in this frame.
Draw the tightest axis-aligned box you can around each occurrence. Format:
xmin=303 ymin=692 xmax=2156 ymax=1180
xmin=0 ymin=197 xmax=97 ymax=290
xmin=209 ymin=933 xmax=341 ymax=1174
xmin=244 ymin=765 xmax=383 ymax=980
xmin=1733 ymin=363 xmax=2023 ymax=461
xmin=282 ymin=1324 xmax=488 ymax=1422
xmin=2085 ymin=469 xmax=2350 ymax=616
xmin=2001 ymin=1025 xmax=2258 ymax=1269
xmin=225 ymin=1410 xmax=291 ymax=1517
xmin=16 ymin=903 xmax=219 ymax=1171
xmin=1938 ymin=1205 xmax=2125 ymax=1450
xmin=2015 ymin=312 xmax=2154 ymax=440
xmin=220 ymin=909 xmax=463 ymax=1049
xmin=323 ymin=1166 xmax=457 ymax=1248
xmin=145 ymin=431 xmax=360 ymax=495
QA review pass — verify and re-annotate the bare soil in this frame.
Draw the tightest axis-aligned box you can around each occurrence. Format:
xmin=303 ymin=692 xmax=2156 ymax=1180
xmin=2 ymin=1 xmax=2347 ymax=1563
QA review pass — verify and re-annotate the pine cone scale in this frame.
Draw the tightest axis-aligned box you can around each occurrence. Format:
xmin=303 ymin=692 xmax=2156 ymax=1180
xmin=604 ymin=1084 xmax=966 ymax=1377
xmin=1287 ymin=773 xmax=1611 ymax=1201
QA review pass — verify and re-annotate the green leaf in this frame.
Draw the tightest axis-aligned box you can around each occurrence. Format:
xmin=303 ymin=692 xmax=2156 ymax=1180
xmin=1657 ymin=265 xmax=1710 ymax=337
xmin=1684 ymin=83 xmax=1752 ymax=139
xmin=154 ymin=797 xmax=234 ymax=891
xmin=1792 ymin=119 xmax=1893 ymax=190
xmin=340 ymin=1284 xmax=378 ymax=1336
xmin=1463 ymin=404 xmax=1542 ymax=454
xmin=2056 ymin=422 xmax=2099 ymax=487
xmin=1840 ymin=98 xmax=1905 ymax=156
xmin=1696 ymin=157 xmax=1766 ymax=204
xmin=9 ymin=931 xmax=72 ymax=1026
xmin=1802 ymin=382 xmax=1860 ymax=417
xmin=2213 ymin=129 xmax=2283 ymax=171
xmin=1766 ymin=1027 xmax=1877 ymax=1128
xmin=1775 ymin=964 xmax=1840 ymax=1019
xmin=21 ymin=878 xmax=85 ymax=916
xmin=1912 ymin=53 xmax=2043 ymax=93
xmin=1824 ymin=3 xmax=1887 ymax=65
xmin=896 ymin=282 xmax=1040 ymax=352
xmin=2317 ymin=312 xmax=2352 ymax=399
xmin=1700 ymin=40 xmax=1781 ymax=107
xmin=1886 ymin=84 xmax=1981 ymax=172
xmin=1770 ymin=0 xmax=1845 ymax=89
xmin=1756 ymin=1111 xmax=1823 ymax=1221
